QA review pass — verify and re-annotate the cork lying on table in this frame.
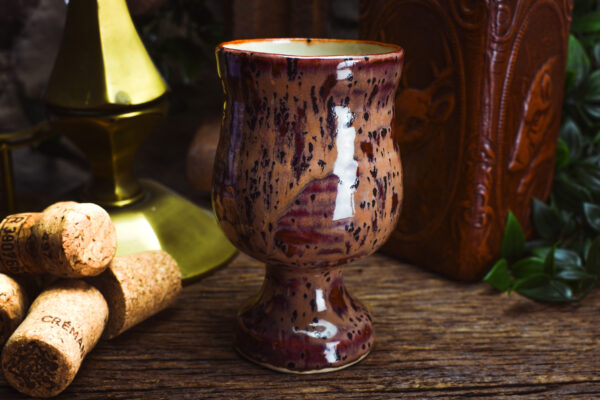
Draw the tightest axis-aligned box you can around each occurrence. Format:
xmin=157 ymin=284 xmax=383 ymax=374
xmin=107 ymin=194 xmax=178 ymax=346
xmin=89 ymin=250 xmax=182 ymax=339
xmin=1 ymin=280 xmax=108 ymax=398
xmin=0 ymin=213 xmax=44 ymax=275
xmin=0 ymin=201 xmax=117 ymax=278
xmin=0 ymin=273 xmax=29 ymax=346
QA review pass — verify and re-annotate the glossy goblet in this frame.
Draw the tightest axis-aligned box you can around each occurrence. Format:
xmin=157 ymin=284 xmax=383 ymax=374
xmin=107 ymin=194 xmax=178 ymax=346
xmin=213 ymin=38 xmax=404 ymax=373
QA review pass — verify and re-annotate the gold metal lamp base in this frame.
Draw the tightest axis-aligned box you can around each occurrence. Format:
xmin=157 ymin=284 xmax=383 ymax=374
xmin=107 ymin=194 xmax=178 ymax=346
xmin=42 ymin=0 xmax=237 ymax=282
xmin=108 ymin=179 xmax=236 ymax=283
xmin=48 ymin=99 xmax=236 ymax=282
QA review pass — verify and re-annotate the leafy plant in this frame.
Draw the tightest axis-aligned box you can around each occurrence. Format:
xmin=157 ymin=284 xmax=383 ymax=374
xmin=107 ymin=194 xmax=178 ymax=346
xmin=484 ymin=1 xmax=600 ymax=302
xmin=484 ymin=212 xmax=600 ymax=301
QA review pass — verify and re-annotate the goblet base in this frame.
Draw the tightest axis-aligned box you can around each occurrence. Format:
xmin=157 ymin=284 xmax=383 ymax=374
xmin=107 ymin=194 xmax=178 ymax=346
xmin=235 ymin=264 xmax=374 ymax=373
xmin=235 ymin=346 xmax=371 ymax=374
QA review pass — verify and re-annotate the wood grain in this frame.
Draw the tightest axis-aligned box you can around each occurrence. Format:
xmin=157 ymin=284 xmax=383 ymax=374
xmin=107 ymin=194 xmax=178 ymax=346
xmin=1 ymin=252 xmax=599 ymax=399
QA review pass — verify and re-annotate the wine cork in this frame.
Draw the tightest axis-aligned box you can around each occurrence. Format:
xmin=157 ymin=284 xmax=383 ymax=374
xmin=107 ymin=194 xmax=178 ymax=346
xmin=0 ymin=273 xmax=29 ymax=346
xmin=0 ymin=201 xmax=117 ymax=278
xmin=90 ymin=250 xmax=182 ymax=339
xmin=1 ymin=280 xmax=108 ymax=398
xmin=0 ymin=213 xmax=44 ymax=275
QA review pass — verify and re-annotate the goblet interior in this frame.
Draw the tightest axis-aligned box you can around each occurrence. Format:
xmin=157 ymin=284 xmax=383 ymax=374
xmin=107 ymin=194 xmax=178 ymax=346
xmin=213 ymin=38 xmax=404 ymax=373
xmin=222 ymin=38 xmax=396 ymax=56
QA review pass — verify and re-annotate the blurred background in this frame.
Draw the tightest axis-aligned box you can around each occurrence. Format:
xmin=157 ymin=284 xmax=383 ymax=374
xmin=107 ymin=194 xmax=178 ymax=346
xmin=0 ymin=0 xmax=359 ymax=211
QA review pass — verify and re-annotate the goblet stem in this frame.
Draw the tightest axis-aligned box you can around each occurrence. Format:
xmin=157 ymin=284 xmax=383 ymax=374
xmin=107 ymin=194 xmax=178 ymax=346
xmin=235 ymin=264 xmax=374 ymax=373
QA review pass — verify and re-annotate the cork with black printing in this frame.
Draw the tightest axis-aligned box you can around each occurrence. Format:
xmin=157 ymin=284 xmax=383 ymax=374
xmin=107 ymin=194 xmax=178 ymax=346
xmin=0 ymin=213 xmax=44 ymax=275
xmin=1 ymin=279 xmax=108 ymax=398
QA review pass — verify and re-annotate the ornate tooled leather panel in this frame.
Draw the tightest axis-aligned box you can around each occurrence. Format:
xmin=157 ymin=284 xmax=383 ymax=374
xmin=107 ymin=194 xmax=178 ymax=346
xmin=361 ymin=0 xmax=573 ymax=280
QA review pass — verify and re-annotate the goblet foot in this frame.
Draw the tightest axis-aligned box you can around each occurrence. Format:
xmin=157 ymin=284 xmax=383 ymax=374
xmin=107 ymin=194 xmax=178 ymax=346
xmin=235 ymin=264 xmax=374 ymax=373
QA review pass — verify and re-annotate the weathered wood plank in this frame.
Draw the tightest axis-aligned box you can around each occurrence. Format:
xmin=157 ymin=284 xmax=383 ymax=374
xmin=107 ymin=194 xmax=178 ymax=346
xmin=1 ymin=252 xmax=599 ymax=398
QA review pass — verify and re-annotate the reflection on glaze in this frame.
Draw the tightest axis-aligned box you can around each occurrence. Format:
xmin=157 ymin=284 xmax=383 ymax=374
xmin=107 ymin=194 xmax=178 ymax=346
xmin=332 ymin=106 xmax=358 ymax=221
xmin=315 ymin=289 xmax=327 ymax=312
xmin=324 ymin=341 xmax=341 ymax=364
xmin=293 ymin=319 xmax=338 ymax=340
xmin=336 ymin=59 xmax=358 ymax=80
xmin=294 ymin=319 xmax=339 ymax=343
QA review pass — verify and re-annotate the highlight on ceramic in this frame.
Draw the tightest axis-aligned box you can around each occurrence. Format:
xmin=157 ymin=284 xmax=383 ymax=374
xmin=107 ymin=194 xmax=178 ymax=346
xmin=213 ymin=38 xmax=404 ymax=373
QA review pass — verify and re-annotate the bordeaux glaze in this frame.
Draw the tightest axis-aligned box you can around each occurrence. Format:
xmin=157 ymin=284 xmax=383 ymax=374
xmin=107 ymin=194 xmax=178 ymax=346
xmin=213 ymin=38 xmax=404 ymax=373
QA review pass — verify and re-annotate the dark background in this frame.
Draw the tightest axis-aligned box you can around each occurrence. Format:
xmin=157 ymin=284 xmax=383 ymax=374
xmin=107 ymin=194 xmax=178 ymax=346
xmin=0 ymin=0 xmax=359 ymax=211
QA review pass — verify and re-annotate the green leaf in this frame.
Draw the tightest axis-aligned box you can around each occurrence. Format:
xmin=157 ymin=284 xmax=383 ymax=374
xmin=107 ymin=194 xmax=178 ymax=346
xmin=566 ymin=35 xmax=591 ymax=89
xmin=583 ymin=237 xmax=593 ymax=261
xmin=584 ymin=153 xmax=600 ymax=164
xmin=501 ymin=211 xmax=526 ymax=262
xmin=512 ymin=273 xmax=548 ymax=291
xmin=518 ymin=285 xmax=561 ymax=302
xmin=593 ymin=43 xmax=600 ymax=66
xmin=572 ymin=103 xmax=595 ymax=130
xmin=583 ymin=103 xmax=600 ymax=119
xmin=572 ymin=279 xmax=598 ymax=302
xmin=483 ymin=259 xmax=511 ymax=291
xmin=553 ymin=172 xmax=593 ymax=212
xmin=584 ymin=69 xmax=600 ymax=102
xmin=565 ymin=70 xmax=576 ymax=92
xmin=543 ymin=245 xmax=557 ymax=276
xmin=560 ymin=211 xmax=578 ymax=236
xmin=515 ymin=276 xmax=572 ymax=302
xmin=524 ymin=239 xmax=551 ymax=254
xmin=553 ymin=248 xmax=583 ymax=267
xmin=511 ymin=257 xmax=545 ymax=279
xmin=532 ymin=246 xmax=552 ymax=260
xmin=574 ymin=163 xmax=600 ymax=195
xmin=531 ymin=198 xmax=563 ymax=240
xmin=555 ymin=138 xmax=570 ymax=170
xmin=555 ymin=268 xmax=595 ymax=281
xmin=583 ymin=202 xmax=600 ymax=232
xmin=571 ymin=12 xmax=600 ymax=33
xmin=549 ymin=280 xmax=575 ymax=300
xmin=586 ymin=236 xmax=600 ymax=275
xmin=565 ymin=234 xmax=591 ymax=259
xmin=560 ymin=118 xmax=583 ymax=161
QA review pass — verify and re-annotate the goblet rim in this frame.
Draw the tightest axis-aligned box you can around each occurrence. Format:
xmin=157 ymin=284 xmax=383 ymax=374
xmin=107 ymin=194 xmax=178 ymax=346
xmin=216 ymin=37 xmax=404 ymax=61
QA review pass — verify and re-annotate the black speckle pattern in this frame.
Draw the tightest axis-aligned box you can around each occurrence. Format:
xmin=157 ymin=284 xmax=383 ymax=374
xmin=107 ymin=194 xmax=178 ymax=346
xmin=215 ymin=39 xmax=403 ymax=373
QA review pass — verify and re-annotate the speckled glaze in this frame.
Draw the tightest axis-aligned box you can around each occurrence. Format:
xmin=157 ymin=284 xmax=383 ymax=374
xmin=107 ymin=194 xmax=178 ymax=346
xmin=213 ymin=38 xmax=404 ymax=373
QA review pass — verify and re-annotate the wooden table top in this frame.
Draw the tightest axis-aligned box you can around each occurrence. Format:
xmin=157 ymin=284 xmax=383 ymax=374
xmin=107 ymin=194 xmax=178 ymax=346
xmin=1 ymin=252 xmax=599 ymax=399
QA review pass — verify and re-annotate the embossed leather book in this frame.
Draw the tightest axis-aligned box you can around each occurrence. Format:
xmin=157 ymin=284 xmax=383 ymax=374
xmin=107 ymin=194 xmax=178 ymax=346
xmin=360 ymin=0 xmax=573 ymax=280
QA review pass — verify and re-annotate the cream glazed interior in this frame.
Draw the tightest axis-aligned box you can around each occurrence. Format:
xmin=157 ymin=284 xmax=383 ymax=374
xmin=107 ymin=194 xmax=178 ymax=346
xmin=221 ymin=38 xmax=398 ymax=57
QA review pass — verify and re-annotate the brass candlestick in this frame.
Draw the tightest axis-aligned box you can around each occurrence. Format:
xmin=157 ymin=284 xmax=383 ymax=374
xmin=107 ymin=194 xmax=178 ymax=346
xmin=44 ymin=0 xmax=235 ymax=282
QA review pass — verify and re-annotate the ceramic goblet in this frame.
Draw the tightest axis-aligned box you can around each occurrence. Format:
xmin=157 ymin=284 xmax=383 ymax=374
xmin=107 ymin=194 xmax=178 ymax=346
xmin=213 ymin=38 xmax=404 ymax=373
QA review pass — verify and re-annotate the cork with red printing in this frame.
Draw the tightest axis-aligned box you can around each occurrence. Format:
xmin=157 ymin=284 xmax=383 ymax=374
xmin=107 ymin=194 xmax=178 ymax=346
xmin=1 ymin=279 xmax=108 ymax=398
xmin=89 ymin=250 xmax=182 ymax=339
